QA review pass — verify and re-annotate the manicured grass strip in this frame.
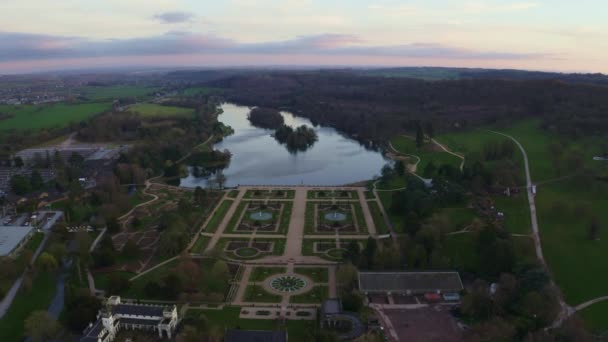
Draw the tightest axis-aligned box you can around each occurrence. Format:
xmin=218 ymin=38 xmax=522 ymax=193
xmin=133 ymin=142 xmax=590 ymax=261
xmin=190 ymin=235 xmax=211 ymax=254
xmin=367 ymin=201 xmax=389 ymax=234
xmin=352 ymin=202 xmax=367 ymax=231
xmin=290 ymin=286 xmax=328 ymax=304
xmin=294 ymin=267 xmax=329 ymax=282
xmin=279 ymin=202 xmax=293 ymax=234
xmin=0 ymin=272 xmax=56 ymax=342
xmin=378 ymin=191 xmax=405 ymax=233
xmin=243 ymin=285 xmax=282 ymax=303
xmin=304 ymin=202 xmax=316 ymax=232
xmin=205 ymin=200 xmax=233 ymax=233
xmin=185 ymin=307 xmax=315 ymax=342
xmin=227 ymin=190 xmax=239 ymax=198
xmin=226 ymin=202 xmax=247 ymax=233
xmin=250 ymin=267 xmax=287 ymax=282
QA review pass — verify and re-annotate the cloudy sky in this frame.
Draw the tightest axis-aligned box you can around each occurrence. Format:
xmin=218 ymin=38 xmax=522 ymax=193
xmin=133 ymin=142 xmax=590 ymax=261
xmin=1 ymin=0 xmax=607 ymax=73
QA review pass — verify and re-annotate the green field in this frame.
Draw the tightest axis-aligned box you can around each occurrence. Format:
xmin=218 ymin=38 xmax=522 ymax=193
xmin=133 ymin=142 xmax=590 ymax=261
xmin=580 ymin=301 xmax=608 ymax=333
xmin=80 ymin=85 xmax=160 ymax=100
xmin=440 ymin=119 xmax=608 ymax=328
xmin=0 ymin=102 xmax=111 ymax=131
xmin=390 ymin=136 xmax=462 ymax=173
xmin=185 ymin=307 xmax=316 ymax=342
xmin=244 ymin=285 xmax=282 ymax=303
xmin=129 ymin=103 xmax=193 ymax=117
xmin=367 ymin=201 xmax=390 ymax=235
xmin=290 ymin=285 xmax=328 ymax=303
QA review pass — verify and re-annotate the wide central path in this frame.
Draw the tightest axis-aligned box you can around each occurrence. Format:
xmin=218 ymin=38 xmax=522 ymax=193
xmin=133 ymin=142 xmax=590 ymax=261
xmin=284 ymin=188 xmax=307 ymax=258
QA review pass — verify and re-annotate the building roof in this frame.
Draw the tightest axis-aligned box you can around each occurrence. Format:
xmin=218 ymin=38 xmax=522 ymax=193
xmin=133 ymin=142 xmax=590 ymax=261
xmin=80 ymin=319 xmax=106 ymax=342
xmin=321 ymin=298 xmax=342 ymax=316
xmin=0 ymin=225 xmax=34 ymax=256
xmin=225 ymin=329 xmax=288 ymax=342
xmin=119 ymin=317 xmax=162 ymax=326
xmin=358 ymin=271 xmax=463 ymax=293
xmin=113 ymin=303 xmax=165 ymax=317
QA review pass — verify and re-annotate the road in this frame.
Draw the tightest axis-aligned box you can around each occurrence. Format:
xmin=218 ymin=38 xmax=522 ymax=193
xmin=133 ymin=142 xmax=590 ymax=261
xmin=490 ymin=131 xmax=572 ymax=326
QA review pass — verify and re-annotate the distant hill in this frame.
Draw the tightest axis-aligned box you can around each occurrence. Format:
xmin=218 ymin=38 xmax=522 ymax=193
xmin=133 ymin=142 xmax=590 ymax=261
xmin=357 ymin=67 xmax=608 ymax=85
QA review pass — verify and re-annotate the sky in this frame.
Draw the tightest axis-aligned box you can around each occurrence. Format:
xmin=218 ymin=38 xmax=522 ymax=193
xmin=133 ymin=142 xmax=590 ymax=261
xmin=0 ymin=0 xmax=607 ymax=74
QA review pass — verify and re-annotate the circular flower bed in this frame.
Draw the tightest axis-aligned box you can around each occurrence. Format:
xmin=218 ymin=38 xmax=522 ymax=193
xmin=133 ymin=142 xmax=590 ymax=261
xmin=269 ymin=275 xmax=307 ymax=292
xmin=234 ymin=247 xmax=260 ymax=258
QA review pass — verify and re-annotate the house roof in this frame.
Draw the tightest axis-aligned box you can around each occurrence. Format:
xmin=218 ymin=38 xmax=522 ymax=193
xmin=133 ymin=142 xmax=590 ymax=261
xmin=225 ymin=329 xmax=287 ymax=342
xmin=113 ymin=303 xmax=165 ymax=317
xmin=0 ymin=225 xmax=34 ymax=256
xmin=358 ymin=271 xmax=463 ymax=293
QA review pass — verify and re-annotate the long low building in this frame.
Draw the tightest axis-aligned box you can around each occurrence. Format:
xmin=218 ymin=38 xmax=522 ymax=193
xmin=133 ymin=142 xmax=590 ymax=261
xmin=358 ymin=271 xmax=463 ymax=295
xmin=0 ymin=225 xmax=35 ymax=257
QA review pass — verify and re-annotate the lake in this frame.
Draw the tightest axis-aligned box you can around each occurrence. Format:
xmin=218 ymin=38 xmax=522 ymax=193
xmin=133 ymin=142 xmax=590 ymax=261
xmin=179 ymin=103 xmax=389 ymax=187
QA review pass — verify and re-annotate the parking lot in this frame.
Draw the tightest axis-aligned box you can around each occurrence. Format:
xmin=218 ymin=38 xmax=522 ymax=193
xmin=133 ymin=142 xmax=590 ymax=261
xmin=1 ymin=211 xmax=63 ymax=231
xmin=379 ymin=306 xmax=462 ymax=342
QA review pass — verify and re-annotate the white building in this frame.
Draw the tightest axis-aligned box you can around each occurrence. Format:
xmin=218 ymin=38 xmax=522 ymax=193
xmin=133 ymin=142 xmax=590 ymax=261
xmin=80 ymin=296 xmax=178 ymax=342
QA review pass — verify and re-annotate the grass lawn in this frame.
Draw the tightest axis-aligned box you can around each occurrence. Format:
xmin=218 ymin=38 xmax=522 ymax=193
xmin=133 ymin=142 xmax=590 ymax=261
xmin=0 ymin=272 xmax=56 ymax=342
xmin=294 ymin=267 xmax=329 ymax=282
xmin=227 ymin=190 xmax=239 ymax=198
xmin=433 ymin=207 xmax=477 ymax=233
xmin=377 ymin=191 xmax=405 ymax=233
xmin=444 ymin=233 xmax=536 ymax=273
xmin=204 ymin=200 xmax=233 ymax=233
xmin=190 ymin=235 xmax=211 ymax=254
xmin=290 ymin=286 xmax=329 ymax=304
xmin=278 ymin=202 xmax=293 ymax=234
xmin=352 ymin=202 xmax=367 ymax=232
xmin=225 ymin=202 xmax=247 ymax=233
xmin=129 ymin=103 xmax=193 ymax=117
xmin=93 ymin=271 xmax=137 ymax=291
xmin=367 ymin=200 xmax=390 ymax=234
xmin=243 ymin=285 xmax=282 ymax=303
xmin=80 ymin=85 xmax=160 ymax=100
xmin=0 ymin=102 xmax=111 ymax=131
xmin=493 ymin=195 xmax=531 ymax=234
xmin=250 ymin=267 xmax=286 ymax=282
xmin=390 ymin=136 xmax=462 ymax=173
xmin=185 ymin=307 xmax=316 ymax=342
xmin=579 ymin=301 xmax=608 ymax=334
xmin=108 ymin=258 xmax=232 ymax=301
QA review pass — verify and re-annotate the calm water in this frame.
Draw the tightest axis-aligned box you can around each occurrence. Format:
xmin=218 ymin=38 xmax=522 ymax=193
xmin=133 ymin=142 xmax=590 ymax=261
xmin=180 ymin=103 xmax=388 ymax=187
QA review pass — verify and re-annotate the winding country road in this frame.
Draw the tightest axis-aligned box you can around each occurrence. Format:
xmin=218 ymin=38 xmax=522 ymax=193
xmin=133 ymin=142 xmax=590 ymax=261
xmin=490 ymin=131 xmax=574 ymax=326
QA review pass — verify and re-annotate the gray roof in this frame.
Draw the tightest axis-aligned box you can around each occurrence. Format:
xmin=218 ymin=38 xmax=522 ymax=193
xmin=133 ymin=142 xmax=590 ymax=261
xmin=358 ymin=271 xmax=463 ymax=293
xmin=113 ymin=304 xmax=165 ymax=317
xmin=321 ymin=298 xmax=342 ymax=315
xmin=0 ymin=226 xmax=34 ymax=256
xmin=225 ymin=329 xmax=287 ymax=342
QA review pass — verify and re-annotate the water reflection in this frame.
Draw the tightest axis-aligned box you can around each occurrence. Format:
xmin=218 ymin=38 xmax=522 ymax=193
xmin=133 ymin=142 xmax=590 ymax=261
xmin=180 ymin=103 xmax=388 ymax=187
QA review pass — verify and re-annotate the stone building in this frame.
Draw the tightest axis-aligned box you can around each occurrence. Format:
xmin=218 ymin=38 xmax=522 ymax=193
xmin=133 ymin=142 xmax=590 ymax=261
xmin=80 ymin=296 xmax=178 ymax=342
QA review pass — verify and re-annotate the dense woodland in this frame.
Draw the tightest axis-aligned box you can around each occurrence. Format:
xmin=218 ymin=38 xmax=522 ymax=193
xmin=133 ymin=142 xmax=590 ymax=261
xmin=203 ymin=72 xmax=608 ymax=141
xmin=247 ymin=107 xmax=284 ymax=129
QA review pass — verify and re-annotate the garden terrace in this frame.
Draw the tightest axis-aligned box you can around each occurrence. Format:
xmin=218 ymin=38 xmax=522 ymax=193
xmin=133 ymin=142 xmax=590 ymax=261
xmin=307 ymin=189 xmax=359 ymax=200
xmin=244 ymin=189 xmax=295 ymax=199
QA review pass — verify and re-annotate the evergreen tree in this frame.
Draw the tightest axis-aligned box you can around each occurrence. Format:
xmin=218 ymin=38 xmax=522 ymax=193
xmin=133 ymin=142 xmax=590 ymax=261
xmin=415 ymin=122 xmax=424 ymax=148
